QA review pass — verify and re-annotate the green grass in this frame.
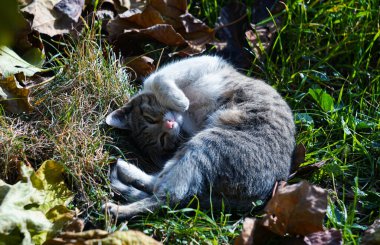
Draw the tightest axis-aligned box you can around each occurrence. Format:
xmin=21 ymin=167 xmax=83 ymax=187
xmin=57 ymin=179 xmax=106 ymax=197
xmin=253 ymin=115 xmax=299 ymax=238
xmin=1 ymin=0 xmax=379 ymax=244
xmin=256 ymin=0 xmax=380 ymax=243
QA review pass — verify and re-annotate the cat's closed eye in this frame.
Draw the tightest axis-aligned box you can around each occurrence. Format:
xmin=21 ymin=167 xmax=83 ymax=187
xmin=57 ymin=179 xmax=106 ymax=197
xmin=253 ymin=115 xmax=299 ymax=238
xmin=143 ymin=114 xmax=159 ymax=124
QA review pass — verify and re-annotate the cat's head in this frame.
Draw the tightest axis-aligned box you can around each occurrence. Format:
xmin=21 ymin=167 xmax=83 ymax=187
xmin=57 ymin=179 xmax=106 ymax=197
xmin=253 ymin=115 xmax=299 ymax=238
xmin=106 ymin=93 xmax=184 ymax=160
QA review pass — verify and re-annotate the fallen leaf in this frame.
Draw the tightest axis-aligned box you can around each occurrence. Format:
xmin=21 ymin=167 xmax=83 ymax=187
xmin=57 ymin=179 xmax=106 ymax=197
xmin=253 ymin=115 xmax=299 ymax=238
xmin=0 ymin=46 xmax=42 ymax=77
xmin=54 ymin=0 xmax=85 ymax=22
xmin=261 ymin=181 xmax=328 ymax=236
xmin=234 ymin=218 xmax=256 ymax=245
xmin=45 ymin=229 xmax=161 ymax=245
xmin=178 ymin=12 xmax=221 ymax=54
xmin=291 ymin=144 xmax=306 ymax=172
xmin=100 ymin=0 xmax=146 ymax=16
xmin=234 ymin=182 xmax=339 ymax=244
xmin=125 ymin=56 xmax=155 ymax=78
xmin=234 ymin=218 xmax=279 ymax=245
xmin=122 ymin=6 xmax=165 ymax=28
xmin=31 ymin=160 xmax=73 ymax=212
xmin=0 ymin=73 xmax=53 ymax=113
xmin=22 ymin=0 xmax=77 ymax=36
xmin=0 ymin=168 xmax=52 ymax=245
xmin=0 ymin=76 xmax=33 ymax=114
xmin=122 ymin=24 xmax=187 ymax=46
xmin=107 ymin=0 xmax=218 ymax=57
xmin=149 ymin=0 xmax=187 ymax=28
xmin=361 ymin=219 xmax=380 ymax=245
xmin=0 ymin=162 xmax=74 ymax=245
xmin=304 ymin=229 xmax=342 ymax=245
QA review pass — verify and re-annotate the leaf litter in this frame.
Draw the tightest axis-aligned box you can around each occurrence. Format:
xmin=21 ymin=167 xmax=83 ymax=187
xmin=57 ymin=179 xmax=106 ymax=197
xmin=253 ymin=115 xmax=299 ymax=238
xmin=234 ymin=181 xmax=342 ymax=245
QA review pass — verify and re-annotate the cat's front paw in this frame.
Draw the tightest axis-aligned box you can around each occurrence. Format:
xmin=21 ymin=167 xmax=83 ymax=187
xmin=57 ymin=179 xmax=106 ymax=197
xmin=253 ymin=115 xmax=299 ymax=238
xmin=102 ymin=202 xmax=131 ymax=220
xmin=168 ymin=92 xmax=190 ymax=112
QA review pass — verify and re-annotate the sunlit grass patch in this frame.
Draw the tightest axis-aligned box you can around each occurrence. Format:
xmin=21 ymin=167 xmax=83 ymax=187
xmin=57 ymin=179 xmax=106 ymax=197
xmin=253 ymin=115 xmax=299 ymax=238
xmin=251 ymin=0 xmax=380 ymax=243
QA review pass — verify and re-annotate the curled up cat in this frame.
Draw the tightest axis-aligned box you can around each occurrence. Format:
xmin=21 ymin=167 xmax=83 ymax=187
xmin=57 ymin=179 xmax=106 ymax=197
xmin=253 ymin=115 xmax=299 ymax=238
xmin=104 ymin=55 xmax=296 ymax=219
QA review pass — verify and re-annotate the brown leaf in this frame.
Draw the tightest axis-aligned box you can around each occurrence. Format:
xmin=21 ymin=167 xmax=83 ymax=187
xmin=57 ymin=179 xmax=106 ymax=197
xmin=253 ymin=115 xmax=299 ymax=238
xmin=361 ymin=219 xmax=380 ymax=245
xmin=106 ymin=6 xmax=165 ymax=42
xmin=0 ymin=76 xmax=33 ymax=114
xmin=125 ymin=56 xmax=155 ymax=78
xmin=149 ymin=0 xmax=187 ymax=28
xmin=54 ymin=0 xmax=84 ymax=22
xmin=234 ymin=218 xmax=256 ymax=245
xmin=291 ymin=144 xmax=306 ymax=172
xmin=304 ymin=229 xmax=342 ymax=245
xmin=119 ymin=6 xmax=165 ymax=28
xmin=261 ymin=180 xmax=328 ymax=236
xmin=178 ymin=12 xmax=220 ymax=54
xmin=234 ymin=218 xmax=279 ymax=245
xmin=122 ymin=24 xmax=187 ymax=46
xmin=22 ymin=0 xmax=78 ymax=36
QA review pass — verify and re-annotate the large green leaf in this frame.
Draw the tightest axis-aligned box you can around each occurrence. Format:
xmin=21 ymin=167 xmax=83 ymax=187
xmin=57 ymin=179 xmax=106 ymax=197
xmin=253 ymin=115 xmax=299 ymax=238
xmin=0 ymin=161 xmax=74 ymax=245
xmin=0 ymin=46 xmax=42 ymax=77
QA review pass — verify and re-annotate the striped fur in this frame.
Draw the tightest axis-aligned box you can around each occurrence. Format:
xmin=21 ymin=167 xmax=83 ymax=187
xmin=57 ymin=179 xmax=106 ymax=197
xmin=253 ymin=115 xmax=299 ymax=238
xmin=105 ymin=55 xmax=296 ymax=219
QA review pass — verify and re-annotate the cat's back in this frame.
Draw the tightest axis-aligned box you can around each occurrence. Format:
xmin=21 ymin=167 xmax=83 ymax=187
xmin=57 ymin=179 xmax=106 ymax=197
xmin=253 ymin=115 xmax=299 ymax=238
xmin=144 ymin=55 xmax=232 ymax=85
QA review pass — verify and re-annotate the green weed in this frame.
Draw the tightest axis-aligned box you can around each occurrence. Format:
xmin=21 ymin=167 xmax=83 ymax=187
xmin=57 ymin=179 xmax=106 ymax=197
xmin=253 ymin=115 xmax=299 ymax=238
xmin=251 ymin=0 xmax=379 ymax=243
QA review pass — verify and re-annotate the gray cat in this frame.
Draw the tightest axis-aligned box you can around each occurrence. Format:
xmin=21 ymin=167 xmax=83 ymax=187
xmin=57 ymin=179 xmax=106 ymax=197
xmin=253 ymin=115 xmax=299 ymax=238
xmin=104 ymin=55 xmax=295 ymax=219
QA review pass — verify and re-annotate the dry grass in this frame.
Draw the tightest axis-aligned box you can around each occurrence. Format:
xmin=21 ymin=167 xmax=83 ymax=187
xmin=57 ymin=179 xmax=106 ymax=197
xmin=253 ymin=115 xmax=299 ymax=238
xmin=0 ymin=27 xmax=133 ymax=223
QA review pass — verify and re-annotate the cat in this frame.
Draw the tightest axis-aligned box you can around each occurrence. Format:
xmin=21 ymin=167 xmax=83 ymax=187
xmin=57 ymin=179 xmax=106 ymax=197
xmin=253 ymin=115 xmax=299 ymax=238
xmin=104 ymin=55 xmax=296 ymax=219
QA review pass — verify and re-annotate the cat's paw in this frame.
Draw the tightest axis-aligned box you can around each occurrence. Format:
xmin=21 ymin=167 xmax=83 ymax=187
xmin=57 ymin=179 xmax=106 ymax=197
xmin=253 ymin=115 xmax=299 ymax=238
xmin=102 ymin=202 xmax=131 ymax=220
xmin=166 ymin=91 xmax=190 ymax=112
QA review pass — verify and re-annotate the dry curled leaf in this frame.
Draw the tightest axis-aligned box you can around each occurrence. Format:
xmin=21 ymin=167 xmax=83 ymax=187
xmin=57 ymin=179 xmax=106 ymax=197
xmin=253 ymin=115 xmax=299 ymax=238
xmin=234 ymin=218 xmax=279 ymax=245
xmin=235 ymin=181 xmax=339 ymax=245
xmin=303 ymin=229 xmax=342 ymax=245
xmin=178 ymin=12 xmax=222 ymax=55
xmin=21 ymin=0 xmax=79 ymax=36
xmin=149 ymin=0 xmax=187 ymax=28
xmin=122 ymin=6 xmax=165 ymax=28
xmin=261 ymin=181 xmax=328 ymax=236
xmin=123 ymin=24 xmax=187 ymax=46
xmin=291 ymin=144 xmax=306 ymax=172
xmin=125 ymin=56 xmax=155 ymax=78
xmin=0 ymin=76 xmax=33 ymax=114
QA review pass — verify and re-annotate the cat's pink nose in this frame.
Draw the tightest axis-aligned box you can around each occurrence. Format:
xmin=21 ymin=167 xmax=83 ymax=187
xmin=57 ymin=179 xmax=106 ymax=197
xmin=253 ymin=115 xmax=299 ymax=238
xmin=165 ymin=120 xmax=175 ymax=129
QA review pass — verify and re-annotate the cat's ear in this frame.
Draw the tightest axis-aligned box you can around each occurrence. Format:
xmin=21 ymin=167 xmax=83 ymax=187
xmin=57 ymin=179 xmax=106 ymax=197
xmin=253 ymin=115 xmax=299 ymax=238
xmin=106 ymin=104 xmax=132 ymax=129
